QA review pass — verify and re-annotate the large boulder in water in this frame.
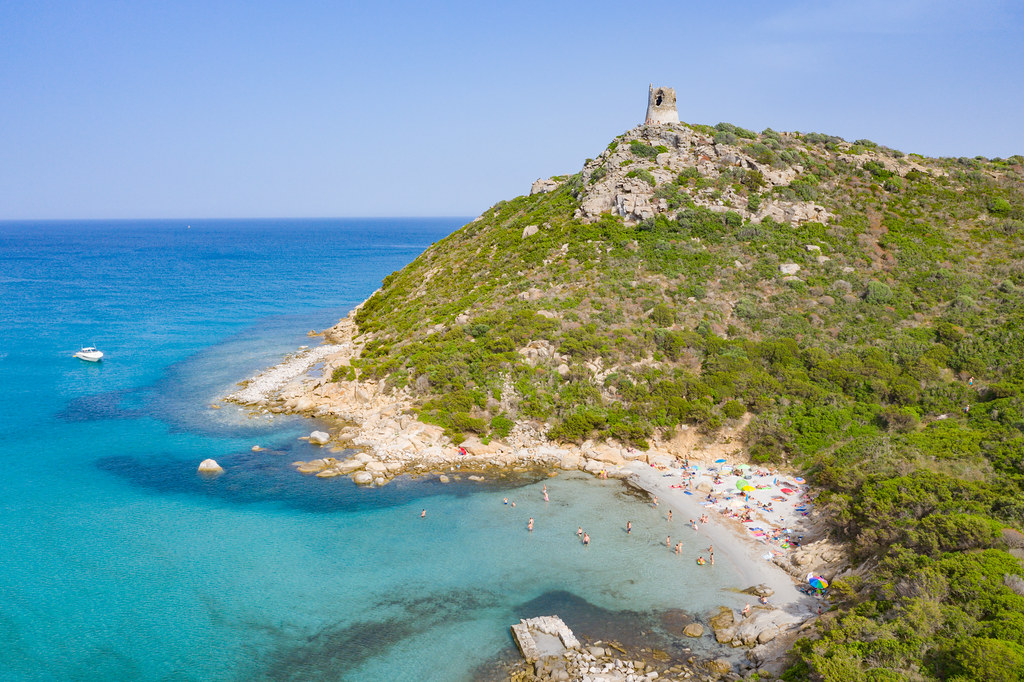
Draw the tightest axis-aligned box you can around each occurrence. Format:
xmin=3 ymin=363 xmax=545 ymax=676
xmin=683 ymin=623 xmax=704 ymax=638
xmin=309 ymin=430 xmax=330 ymax=445
xmin=197 ymin=459 xmax=224 ymax=474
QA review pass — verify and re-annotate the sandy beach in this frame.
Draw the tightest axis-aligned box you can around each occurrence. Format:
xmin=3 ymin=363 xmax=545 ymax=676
xmin=626 ymin=461 xmax=818 ymax=612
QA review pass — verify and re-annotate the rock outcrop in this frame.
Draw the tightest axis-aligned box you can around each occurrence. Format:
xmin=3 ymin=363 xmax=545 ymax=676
xmin=197 ymin=459 xmax=224 ymax=474
xmin=572 ymin=124 xmax=835 ymax=227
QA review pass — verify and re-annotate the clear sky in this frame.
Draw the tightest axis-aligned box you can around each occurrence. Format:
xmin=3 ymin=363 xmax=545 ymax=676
xmin=2 ymin=0 xmax=1022 ymax=219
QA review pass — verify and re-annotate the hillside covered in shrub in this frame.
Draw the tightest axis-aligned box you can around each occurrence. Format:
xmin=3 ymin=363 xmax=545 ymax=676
xmin=343 ymin=121 xmax=1024 ymax=679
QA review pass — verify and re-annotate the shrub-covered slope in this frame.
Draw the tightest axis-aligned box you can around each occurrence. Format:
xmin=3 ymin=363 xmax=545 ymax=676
xmin=344 ymin=121 xmax=1024 ymax=680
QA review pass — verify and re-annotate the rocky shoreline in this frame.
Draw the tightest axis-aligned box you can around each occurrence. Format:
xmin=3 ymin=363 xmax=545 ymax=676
xmin=222 ymin=313 xmax=845 ymax=680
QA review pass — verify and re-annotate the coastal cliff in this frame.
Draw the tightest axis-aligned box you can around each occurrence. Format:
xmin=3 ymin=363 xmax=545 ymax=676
xmin=229 ymin=120 xmax=1024 ymax=680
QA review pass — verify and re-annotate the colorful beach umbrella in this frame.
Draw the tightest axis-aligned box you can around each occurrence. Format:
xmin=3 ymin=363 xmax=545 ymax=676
xmin=715 ymin=458 xmax=727 ymax=464
xmin=736 ymin=463 xmax=751 ymax=470
xmin=794 ymin=477 xmax=805 ymax=484
xmin=808 ymin=575 xmax=829 ymax=590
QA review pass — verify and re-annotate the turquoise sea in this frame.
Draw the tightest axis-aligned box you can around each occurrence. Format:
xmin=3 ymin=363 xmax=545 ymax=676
xmin=0 ymin=219 xmax=751 ymax=681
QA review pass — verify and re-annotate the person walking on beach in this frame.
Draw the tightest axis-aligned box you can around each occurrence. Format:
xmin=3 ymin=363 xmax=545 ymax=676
xmin=528 ymin=517 xmax=534 ymax=531
xmin=626 ymin=521 xmax=632 ymax=534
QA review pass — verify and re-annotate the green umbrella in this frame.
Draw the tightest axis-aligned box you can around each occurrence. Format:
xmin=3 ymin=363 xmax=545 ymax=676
xmin=736 ymin=463 xmax=751 ymax=470
xmin=736 ymin=478 xmax=750 ymax=491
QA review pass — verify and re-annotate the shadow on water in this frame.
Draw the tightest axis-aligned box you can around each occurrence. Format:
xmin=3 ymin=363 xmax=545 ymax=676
xmin=57 ymin=388 xmax=146 ymax=422
xmin=469 ymin=591 xmax=698 ymax=681
xmin=255 ymin=588 xmax=500 ymax=681
xmin=514 ymin=590 xmax=672 ymax=651
xmin=95 ymin=448 xmax=546 ymax=514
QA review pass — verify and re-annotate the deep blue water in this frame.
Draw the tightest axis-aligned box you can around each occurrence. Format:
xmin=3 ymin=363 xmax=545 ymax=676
xmin=0 ymin=219 xmax=749 ymax=681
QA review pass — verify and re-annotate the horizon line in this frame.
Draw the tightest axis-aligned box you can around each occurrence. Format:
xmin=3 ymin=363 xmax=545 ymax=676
xmin=0 ymin=215 xmax=476 ymax=223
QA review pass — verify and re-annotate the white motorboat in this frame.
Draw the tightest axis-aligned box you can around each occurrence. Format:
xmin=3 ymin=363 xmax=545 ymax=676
xmin=74 ymin=347 xmax=104 ymax=362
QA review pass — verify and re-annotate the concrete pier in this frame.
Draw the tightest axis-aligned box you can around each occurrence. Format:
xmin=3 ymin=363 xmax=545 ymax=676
xmin=510 ymin=615 xmax=580 ymax=661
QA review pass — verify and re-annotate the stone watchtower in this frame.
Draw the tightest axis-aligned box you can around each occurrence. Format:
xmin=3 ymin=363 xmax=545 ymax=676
xmin=644 ymin=84 xmax=679 ymax=125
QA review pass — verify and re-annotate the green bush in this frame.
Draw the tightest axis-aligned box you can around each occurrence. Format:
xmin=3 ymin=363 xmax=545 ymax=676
xmin=722 ymin=400 xmax=746 ymax=419
xmin=651 ymin=303 xmax=675 ymax=327
xmin=490 ymin=414 xmax=515 ymax=439
xmin=988 ymin=197 xmax=1012 ymax=215
xmin=625 ymin=169 xmax=656 ymax=186
xmin=865 ymin=280 xmax=893 ymax=303
xmin=629 ymin=141 xmax=663 ymax=159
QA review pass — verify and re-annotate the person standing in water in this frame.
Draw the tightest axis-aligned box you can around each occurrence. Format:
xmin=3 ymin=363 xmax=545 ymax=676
xmin=626 ymin=521 xmax=632 ymax=534
xmin=583 ymin=532 xmax=590 ymax=546
xmin=420 ymin=509 xmax=426 ymax=518
xmin=577 ymin=526 xmax=583 ymax=537
xmin=667 ymin=510 xmax=672 ymax=522
xmin=528 ymin=517 xmax=534 ymax=531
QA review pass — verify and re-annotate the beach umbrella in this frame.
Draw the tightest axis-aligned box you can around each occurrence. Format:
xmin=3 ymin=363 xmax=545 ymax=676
xmin=736 ymin=478 xmax=750 ymax=491
xmin=736 ymin=463 xmax=751 ymax=470
xmin=808 ymin=575 xmax=829 ymax=590
xmin=794 ymin=477 xmax=805 ymax=484
xmin=715 ymin=458 xmax=727 ymax=464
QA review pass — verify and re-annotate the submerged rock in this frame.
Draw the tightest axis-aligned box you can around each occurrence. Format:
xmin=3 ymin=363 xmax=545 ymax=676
xmin=683 ymin=623 xmax=704 ymax=637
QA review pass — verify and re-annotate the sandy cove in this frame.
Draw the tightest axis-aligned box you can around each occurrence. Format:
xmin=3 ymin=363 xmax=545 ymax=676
xmin=223 ymin=313 xmax=848 ymax=671
xmin=224 ymin=312 xmax=848 ymax=581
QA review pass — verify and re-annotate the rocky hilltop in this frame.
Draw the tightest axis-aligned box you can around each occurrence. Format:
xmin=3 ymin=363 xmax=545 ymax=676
xmin=229 ymin=117 xmax=1024 ymax=679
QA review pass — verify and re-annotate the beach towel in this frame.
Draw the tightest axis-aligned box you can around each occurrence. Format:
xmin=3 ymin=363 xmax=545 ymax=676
xmin=780 ymin=488 xmax=795 ymax=494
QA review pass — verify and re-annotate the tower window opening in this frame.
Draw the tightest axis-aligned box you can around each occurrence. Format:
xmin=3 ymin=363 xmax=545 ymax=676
xmin=656 ymin=94 xmax=663 ymax=105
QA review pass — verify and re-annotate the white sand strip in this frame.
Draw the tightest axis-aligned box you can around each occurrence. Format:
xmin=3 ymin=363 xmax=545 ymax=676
xmin=226 ymin=344 xmax=345 ymax=404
